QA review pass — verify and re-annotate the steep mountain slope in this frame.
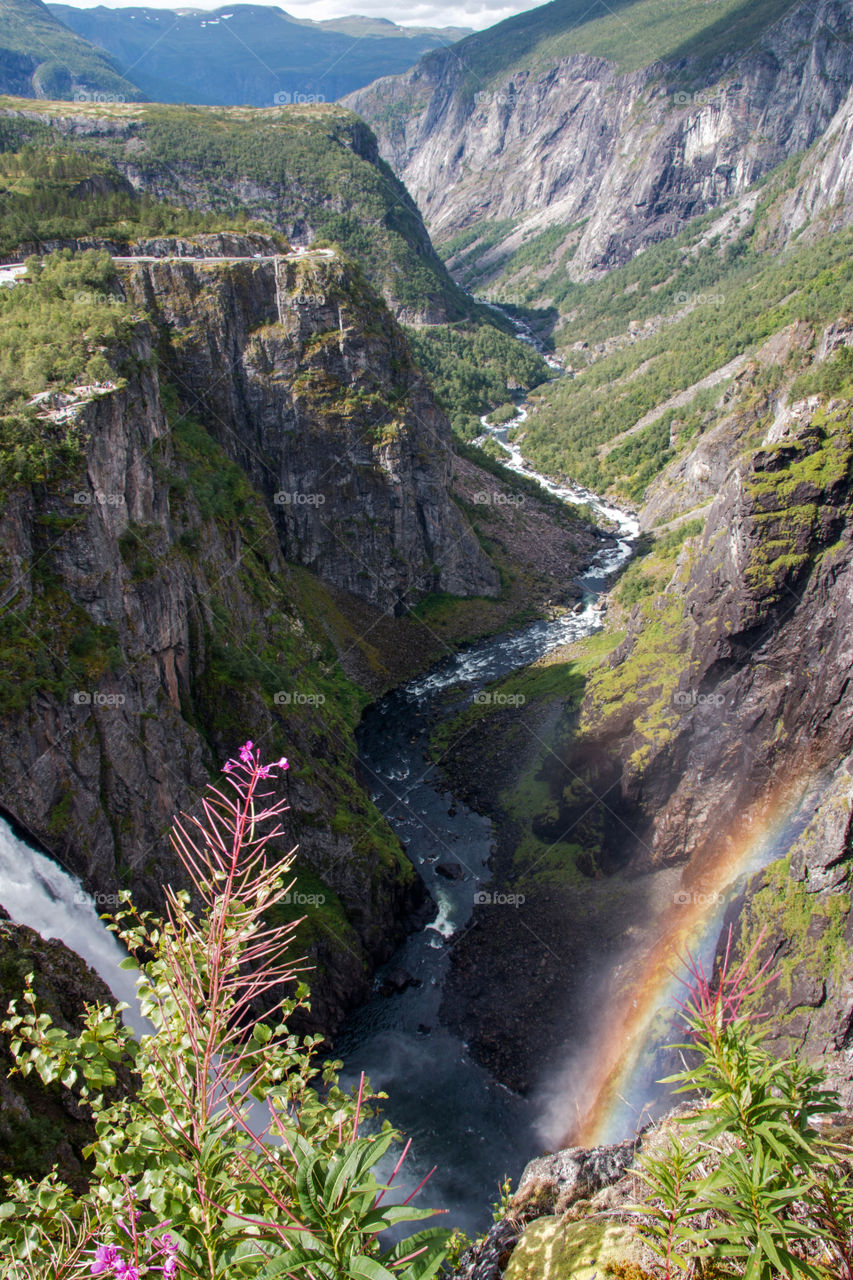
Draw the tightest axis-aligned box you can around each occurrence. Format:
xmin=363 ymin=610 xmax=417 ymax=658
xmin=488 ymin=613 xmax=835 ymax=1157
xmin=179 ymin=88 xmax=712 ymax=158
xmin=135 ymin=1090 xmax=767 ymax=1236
xmin=0 ymin=0 xmax=144 ymax=102
xmin=429 ymin=197 xmax=853 ymax=1109
xmin=0 ymin=98 xmax=472 ymax=323
xmin=345 ymin=0 xmax=853 ymax=281
xmin=0 ymin=238 xmax=503 ymax=1044
xmin=48 ymin=4 xmax=470 ymax=107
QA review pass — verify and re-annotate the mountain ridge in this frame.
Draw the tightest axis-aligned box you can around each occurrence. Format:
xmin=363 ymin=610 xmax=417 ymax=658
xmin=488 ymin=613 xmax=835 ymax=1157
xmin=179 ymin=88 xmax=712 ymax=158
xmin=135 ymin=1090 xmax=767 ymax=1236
xmin=345 ymin=0 xmax=853 ymax=280
xmin=0 ymin=0 xmax=145 ymax=102
xmin=46 ymin=3 xmax=471 ymax=105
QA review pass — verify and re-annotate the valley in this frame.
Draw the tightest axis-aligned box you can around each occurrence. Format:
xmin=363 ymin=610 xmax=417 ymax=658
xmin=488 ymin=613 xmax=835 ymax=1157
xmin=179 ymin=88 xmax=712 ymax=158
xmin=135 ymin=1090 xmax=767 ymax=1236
xmin=0 ymin=0 xmax=852 ymax=1274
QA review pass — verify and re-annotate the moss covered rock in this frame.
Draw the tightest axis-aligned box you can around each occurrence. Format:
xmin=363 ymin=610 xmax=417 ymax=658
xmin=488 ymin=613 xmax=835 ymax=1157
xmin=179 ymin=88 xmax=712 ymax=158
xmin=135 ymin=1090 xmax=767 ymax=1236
xmin=504 ymin=1215 xmax=647 ymax=1280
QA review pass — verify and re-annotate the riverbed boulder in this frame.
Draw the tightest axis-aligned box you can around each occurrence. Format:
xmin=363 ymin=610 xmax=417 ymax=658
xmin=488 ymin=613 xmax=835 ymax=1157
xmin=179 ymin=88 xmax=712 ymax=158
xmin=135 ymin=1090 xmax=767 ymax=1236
xmin=436 ymin=860 xmax=466 ymax=881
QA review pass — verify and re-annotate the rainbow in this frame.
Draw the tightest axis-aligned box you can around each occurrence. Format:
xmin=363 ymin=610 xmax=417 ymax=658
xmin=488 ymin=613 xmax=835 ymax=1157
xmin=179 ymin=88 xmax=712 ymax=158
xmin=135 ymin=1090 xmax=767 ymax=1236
xmin=536 ymin=770 xmax=828 ymax=1151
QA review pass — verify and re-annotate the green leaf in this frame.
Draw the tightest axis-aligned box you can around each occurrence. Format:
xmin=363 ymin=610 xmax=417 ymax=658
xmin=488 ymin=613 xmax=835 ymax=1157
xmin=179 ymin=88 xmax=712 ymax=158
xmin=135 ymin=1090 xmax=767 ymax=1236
xmin=348 ymin=1256 xmax=397 ymax=1280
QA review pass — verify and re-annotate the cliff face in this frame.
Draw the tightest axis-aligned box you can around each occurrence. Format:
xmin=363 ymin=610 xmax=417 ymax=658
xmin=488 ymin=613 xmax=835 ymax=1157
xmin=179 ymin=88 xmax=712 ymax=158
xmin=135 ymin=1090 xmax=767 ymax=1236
xmin=0 ymin=244 xmax=496 ymax=1038
xmin=122 ymin=251 xmax=498 ymax=614
xmin=720 ymin=763 xmax=853 ymax=1110
xmin=0 ymin=907 xmax=114 ymax=1187
xmin=437 ymin=322 xmax=853 ymax=1098
xmin=762 ymin=82 xmax=853 ymax=246
xmin=345 ymin=0 xmax=853 ymax=278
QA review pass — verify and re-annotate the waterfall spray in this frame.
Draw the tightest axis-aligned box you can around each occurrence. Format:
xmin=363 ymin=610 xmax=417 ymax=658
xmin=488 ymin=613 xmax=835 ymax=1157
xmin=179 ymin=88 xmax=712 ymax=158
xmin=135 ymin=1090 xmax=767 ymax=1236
xmin=536 ymin=769 xmax=831 ymax=1150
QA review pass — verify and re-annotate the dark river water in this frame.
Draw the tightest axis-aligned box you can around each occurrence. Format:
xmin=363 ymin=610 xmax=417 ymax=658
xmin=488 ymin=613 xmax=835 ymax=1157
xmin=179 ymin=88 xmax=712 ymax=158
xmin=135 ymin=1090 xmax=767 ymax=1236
xmin=334 ymin=421 xmax=640 ymax=1234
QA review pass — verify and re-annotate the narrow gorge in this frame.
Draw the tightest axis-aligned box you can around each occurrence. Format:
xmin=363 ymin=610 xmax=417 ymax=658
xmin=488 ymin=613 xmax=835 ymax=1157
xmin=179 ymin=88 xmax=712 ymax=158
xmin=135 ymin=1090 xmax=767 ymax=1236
xmin=0 ymin=1 xmax=852 ymax=1274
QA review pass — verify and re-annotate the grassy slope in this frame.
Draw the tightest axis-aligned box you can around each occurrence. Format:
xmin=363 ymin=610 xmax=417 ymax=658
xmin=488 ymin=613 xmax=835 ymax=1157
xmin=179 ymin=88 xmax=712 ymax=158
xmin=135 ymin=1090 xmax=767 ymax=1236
xmin=404 ymin=0 xmax=795 ymax=96
xmin=515 ymin=209 xmax=853 ymax=501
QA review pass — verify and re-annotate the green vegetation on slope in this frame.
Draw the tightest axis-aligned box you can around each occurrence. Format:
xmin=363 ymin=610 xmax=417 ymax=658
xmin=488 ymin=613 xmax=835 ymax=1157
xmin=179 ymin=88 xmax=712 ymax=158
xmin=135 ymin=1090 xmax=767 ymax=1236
xmin=521 ymin=227 xmax=853 ymax=499
xmin=0 ymin=250 xmax=134 ymax=485
xmin=0 ymin=99 xmax=471 ymax=320
xmin=0 ymin=0 xmax=144 ymax=101
xmin=406 ymin=322 xmax=551 ymax=438
xmin=741 ymin=402 xmax=853 ymax=606
xmin=417 ymin=0 xmax=799 ymax=92
xmin=580 ymin=525 xmax=701 ymax=772
xmin=0 ymin=141 xmax=274 ymax=254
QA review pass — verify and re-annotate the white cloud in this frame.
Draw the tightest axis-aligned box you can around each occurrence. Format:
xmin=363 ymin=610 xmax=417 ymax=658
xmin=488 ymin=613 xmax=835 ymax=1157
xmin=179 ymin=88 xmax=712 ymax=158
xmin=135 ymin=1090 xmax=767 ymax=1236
xmin=55 ymin=0 xmax=550 ymax=33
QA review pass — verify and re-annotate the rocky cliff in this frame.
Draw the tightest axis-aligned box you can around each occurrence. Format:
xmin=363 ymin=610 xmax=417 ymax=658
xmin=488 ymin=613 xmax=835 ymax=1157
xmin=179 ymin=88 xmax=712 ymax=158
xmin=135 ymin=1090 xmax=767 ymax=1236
xmin=345 ymin=0 xmax=853 ymax=281
xmin=0 ymin=906 xmax=115 ymax=1188
xmin=436 ymin=318 xmax=853 ymax=1111
xmin=0 ymin=241 xmax=495 ymax=1041
xmin=122 ymin=250 xmax=499 ymax=613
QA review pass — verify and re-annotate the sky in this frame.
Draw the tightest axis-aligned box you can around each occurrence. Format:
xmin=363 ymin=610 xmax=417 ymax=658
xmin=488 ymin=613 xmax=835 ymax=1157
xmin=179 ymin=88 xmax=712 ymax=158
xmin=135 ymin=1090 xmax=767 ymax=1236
xmin=53 ymin=0 xmax=550 ymax=34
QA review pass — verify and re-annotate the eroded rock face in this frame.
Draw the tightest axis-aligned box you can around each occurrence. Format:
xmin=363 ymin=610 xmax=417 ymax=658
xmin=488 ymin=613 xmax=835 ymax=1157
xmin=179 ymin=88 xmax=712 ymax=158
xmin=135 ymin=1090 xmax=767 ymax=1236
xmin=722 ymin=763 xmax=853 ymax=1111
xmin=0 ymin=244 xmax=494 ymax=1042
xmin=122 ymin=252 xmax=499 ymax=615
xmin=346 ymin=0 xmax=853 ymax=277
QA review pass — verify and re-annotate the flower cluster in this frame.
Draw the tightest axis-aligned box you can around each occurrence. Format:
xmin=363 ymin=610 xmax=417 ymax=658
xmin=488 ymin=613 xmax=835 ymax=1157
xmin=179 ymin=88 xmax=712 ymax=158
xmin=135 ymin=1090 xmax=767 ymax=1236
xmin=90 ymin=1223 xmax=179 ymax=1277
xmin=222 ymin=739 xmax=289 ymax=779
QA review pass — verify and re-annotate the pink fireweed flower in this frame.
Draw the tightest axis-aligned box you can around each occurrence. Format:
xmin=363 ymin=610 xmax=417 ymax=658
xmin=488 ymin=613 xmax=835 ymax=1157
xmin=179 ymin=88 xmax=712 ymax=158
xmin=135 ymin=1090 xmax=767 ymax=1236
xmin=223 ymin=744 xmax=289 ymax=776
xmin=90 ymin=1244 xmax=119 ymax=1275
xmin=114 ymin=1263 xmax=140 ymax=1280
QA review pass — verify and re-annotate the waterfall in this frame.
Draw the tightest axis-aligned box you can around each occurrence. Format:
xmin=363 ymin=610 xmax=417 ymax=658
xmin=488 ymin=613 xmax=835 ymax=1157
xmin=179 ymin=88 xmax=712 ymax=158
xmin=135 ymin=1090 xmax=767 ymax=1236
xmin=0 ymin=817 xmax=144 ymax=1035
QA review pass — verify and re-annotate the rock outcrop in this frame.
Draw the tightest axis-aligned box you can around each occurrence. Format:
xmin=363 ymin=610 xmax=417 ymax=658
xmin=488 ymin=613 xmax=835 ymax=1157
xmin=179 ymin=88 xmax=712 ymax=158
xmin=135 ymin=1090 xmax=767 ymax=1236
xmin=121 ymin=251 xmax=499 ymax=614
xmin=450 ymin=1127 xmax=648 ymax=1280
xmin=721 ymin=760 xmax=853 ymax=1111
xmin=0 ymin=906 xmax=115 ymax=1188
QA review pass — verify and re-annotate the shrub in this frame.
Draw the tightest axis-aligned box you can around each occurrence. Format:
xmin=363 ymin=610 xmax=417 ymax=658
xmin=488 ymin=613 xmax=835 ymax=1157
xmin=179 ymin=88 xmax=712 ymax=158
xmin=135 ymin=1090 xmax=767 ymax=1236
xmin=0 ymin=743 xmax=448 ymax=1280
xmin=633 ymin=931 xmax=853 ymax=1279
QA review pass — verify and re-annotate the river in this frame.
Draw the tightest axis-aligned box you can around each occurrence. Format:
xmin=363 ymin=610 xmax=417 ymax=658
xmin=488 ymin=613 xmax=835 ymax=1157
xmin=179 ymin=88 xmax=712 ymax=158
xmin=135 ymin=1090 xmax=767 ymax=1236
xmin=0 ymin=309 xmax=835 ymax=1241
xmin=334 ymin=383 xmax=640 ymax=1235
